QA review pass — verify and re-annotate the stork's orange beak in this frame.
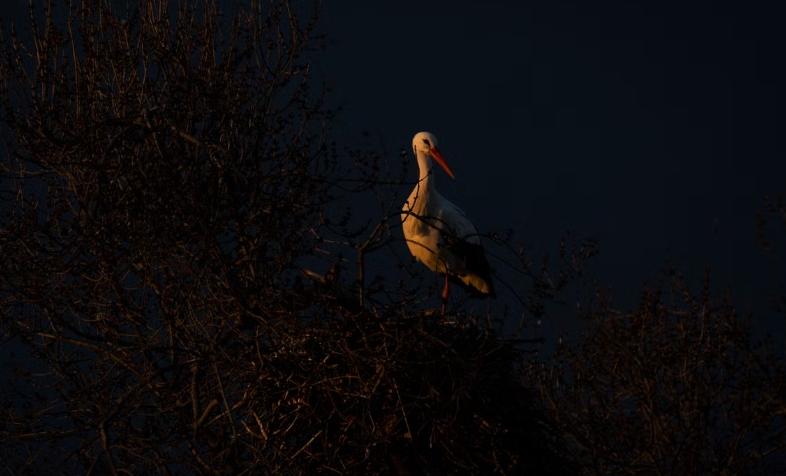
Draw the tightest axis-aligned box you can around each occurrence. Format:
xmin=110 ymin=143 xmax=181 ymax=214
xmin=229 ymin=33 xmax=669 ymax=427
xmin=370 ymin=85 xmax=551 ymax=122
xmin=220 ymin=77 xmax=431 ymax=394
xmin=429 ymin=147 xmax=455 ymax=179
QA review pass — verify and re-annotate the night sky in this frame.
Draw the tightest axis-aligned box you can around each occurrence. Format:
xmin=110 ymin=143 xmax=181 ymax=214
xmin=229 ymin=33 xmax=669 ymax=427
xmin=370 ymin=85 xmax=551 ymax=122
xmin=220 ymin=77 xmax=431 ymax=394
xmin=2 ymin=0 xmax=783 ymax=333
xmin=319 ymin=1 xmax=785 ymax=334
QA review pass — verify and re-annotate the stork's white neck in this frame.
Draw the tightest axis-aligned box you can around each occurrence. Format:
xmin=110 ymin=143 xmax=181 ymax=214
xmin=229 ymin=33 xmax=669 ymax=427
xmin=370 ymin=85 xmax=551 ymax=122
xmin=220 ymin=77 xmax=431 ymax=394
xmin=415 ymin=149 xmax=436 ymax=194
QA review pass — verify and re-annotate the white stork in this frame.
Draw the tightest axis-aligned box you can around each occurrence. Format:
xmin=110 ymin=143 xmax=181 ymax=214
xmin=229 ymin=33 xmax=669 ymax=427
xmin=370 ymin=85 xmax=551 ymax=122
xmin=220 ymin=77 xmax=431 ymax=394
xmin=401 ymin=131 xmax=494 ymax=305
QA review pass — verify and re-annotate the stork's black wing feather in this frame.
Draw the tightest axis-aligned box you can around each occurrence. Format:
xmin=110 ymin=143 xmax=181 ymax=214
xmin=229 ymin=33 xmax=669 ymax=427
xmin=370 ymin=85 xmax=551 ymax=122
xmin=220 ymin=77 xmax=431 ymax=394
xmin=441 ymin=233 xmax=496 ymax=297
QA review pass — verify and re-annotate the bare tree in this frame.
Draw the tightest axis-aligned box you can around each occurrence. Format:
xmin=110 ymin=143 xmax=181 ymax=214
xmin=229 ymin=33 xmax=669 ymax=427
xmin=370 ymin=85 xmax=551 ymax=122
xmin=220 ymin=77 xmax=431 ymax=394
xmin=0 ymin=1 xmax=572 ymax=474
xmin=536 ymin=273 xmax=786 ymax=475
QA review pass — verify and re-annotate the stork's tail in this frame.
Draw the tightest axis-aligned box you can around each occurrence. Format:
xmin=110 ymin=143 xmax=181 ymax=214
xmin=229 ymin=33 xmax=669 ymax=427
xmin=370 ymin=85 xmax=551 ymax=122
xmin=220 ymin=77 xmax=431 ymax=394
xmin=457 ymin=273 xmax=495 ymax=298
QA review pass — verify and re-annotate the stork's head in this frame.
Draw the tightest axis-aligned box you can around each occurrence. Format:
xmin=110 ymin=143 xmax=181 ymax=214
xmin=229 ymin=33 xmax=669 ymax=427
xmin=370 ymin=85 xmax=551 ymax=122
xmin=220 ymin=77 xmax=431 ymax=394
xmin=412 ymin=131 xmax=455 ymax=179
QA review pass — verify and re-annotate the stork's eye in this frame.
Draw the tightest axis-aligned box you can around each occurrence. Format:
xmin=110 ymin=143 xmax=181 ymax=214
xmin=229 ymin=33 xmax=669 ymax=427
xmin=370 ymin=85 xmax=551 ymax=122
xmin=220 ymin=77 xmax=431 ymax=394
xmin=423 ymin=139 xmax=431 ymax=146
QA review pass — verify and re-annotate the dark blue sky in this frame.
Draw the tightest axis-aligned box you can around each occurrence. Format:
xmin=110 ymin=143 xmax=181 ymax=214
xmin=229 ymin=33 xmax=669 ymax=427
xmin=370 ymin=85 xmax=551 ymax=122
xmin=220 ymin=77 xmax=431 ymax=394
xmin=3 ymin=1 xmax=783 ymax=333
xmin=319 ymin=0 xmax=785 ymax=332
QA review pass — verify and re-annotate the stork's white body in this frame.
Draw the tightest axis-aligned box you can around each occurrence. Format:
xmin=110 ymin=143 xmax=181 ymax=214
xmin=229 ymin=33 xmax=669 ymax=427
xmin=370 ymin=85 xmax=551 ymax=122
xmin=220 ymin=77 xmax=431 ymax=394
xmin=401 ymin=132 xmax=494 ymax=296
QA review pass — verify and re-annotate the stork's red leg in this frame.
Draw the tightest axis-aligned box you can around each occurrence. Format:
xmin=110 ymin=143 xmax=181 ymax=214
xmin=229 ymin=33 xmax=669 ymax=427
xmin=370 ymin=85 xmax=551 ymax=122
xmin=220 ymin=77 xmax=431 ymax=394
xmin=442 ymin=273 xmax=451 ymax=300
xmin=441 ymin=273 xmax=450 ymax=316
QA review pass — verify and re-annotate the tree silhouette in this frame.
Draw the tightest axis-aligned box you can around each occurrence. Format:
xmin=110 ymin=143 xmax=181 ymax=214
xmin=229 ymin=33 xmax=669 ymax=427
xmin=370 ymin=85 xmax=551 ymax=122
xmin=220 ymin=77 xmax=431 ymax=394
xmin=536 ymin=274 xmax=786 ymax=475
xmin=0 ymin=1 xmax=571 ymax=474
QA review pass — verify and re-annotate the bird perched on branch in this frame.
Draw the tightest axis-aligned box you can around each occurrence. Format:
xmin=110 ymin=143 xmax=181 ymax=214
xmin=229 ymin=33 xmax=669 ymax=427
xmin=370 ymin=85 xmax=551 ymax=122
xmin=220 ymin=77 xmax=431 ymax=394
xmin=401 ymin=131 xmax=494 ymax=310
